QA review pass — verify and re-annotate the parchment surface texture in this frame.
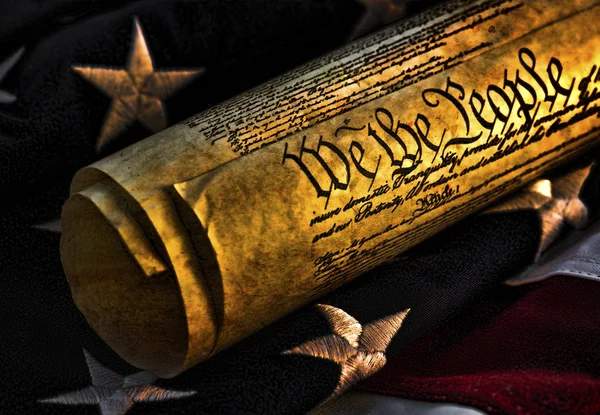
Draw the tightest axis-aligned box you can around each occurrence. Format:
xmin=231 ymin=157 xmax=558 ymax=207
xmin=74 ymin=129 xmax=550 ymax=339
xmin=61 ymin=0 xmax=600 ymax=377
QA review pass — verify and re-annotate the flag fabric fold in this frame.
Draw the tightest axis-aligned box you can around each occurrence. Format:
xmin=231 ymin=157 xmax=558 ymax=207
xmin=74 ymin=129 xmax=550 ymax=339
xmin=1 ymin=1 xmax=599 ymax=414
xmin=357 ymin=275 xmax=600 ymax=414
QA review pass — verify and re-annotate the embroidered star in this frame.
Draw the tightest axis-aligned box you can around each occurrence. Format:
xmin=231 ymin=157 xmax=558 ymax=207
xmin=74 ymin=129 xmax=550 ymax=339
xmin=0 ymin=47 xmax=25 ymax=104
xmin=40 ymin=349 xmax=196 ymax=415
xmin=283 ymin=304 xmax=410 ymax=398
xmin=31 ymin=218 xmax=61 ymax=233
xmin=73 ymin=17 xmax=204 ymax=152
xmin=351 ymin=0 xmax=408 ymax=40
xmin=485 ymin=163 xmax=593 ymax=258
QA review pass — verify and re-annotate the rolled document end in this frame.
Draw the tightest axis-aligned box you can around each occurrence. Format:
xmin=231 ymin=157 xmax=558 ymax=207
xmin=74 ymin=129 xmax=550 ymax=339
xmin=59 ymin=0 xmax=600 ymax=377
xmin=60 ymin=183 xmax=216 ymax=378
xmin=69 ymin=166 xmax=107 ymax=195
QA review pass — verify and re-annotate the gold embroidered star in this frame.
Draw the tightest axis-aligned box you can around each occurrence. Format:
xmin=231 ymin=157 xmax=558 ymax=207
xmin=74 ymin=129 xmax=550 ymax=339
xmin=283 ymin=304 xmax=410 ymax=398
xmin=73 ymin=17 xmax=204 ymax=152
xmin=485 ymin=163 xmax=594 ymax=258
xmin=351 ymin=0 xmax=408 ymax=40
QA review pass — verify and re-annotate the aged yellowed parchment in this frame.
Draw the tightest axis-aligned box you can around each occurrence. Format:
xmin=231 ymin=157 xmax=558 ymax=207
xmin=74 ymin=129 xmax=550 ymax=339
xmin=62 ymin=0 xmax=600 ymax=377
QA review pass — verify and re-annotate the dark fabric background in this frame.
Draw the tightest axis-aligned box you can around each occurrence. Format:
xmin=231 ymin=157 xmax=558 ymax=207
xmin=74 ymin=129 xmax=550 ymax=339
xmin=1 ymin=1 xmax=596 ymax=414
xmin=358 ymin=275 xmax=600 ymax=415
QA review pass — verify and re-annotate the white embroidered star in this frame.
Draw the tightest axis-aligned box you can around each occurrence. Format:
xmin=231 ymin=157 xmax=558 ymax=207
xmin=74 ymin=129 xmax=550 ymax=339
xmin=283 ymin=304 xmax=410 ymax=399
xmin=0 ymin=47 xmax=24 ymax=104
xmin=40 ymin=349 xmax=196 ymax=415
xmin=31 ymin=218 xmax=61 ymax=233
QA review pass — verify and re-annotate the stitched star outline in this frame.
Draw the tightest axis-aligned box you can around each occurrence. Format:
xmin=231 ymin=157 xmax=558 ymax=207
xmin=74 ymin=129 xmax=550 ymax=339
xmin=485 ymin=163 xmax=594 ymax=258
xmin=283 ymin=304 xmax=410 ymax=398
xmin=40 ymin=349 xmax=196 ymax=415
xmin=73 ymin=17 xmax=205 ymax=152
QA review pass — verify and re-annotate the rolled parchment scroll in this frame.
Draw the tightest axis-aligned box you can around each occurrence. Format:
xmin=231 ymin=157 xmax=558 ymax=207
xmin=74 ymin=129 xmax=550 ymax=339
xmin=62 ymin=0 xmax=600 ymax=377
